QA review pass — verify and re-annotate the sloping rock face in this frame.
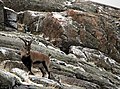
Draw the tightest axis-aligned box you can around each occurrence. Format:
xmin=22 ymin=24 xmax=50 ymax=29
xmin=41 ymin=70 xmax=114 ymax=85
xmin=2 ymin=0 xmax=67 ymax=12
xmin=0 ymin=0 xmax=4 ymax=30
xmin=0 ymin=0 xmax=120 ymax=89
xmin=4 ymin=7 xmax=17 ymax=31
xmin=0 ymin=0 xmax=17 ymax=31
xmin=17 ymin=6 xmax=120 ymax=62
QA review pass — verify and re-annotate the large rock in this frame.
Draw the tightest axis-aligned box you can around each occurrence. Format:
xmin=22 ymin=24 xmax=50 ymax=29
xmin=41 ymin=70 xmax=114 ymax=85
xmin=17 ymin=10 xmax=47 ymax=33
xmin=69 ymin=46 xmax=120 ymax=74
xmin=0 ymin=1 xmax=17 ymax=31
xmin=17 ymin=8 xmax=120 ymax=63
xmin=0 ymin=69 xmax=50 ymax=89
xmin=4 ymin=7 xmax=17 ymax=31
xmin=2 ymin=0 xmax=67 ymax=12
xmin=0 ymin=47 xmax=20 ymax=62
xmin=0 ymin=69 xmax=21 ymax=89
xmin=0 ymin=0 xmax=4 ymax=30
xmin=0 ymin=31 xmax=120 ymax=89
xmin=39 ymin=9 xmax=120 ymax=63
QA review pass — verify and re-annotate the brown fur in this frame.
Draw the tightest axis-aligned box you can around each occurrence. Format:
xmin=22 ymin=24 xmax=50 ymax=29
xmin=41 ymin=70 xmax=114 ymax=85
xmin=30 ymin=51 xmax=50 ymax=66
xmin=19 ymin=37 xmax=51 ymax=78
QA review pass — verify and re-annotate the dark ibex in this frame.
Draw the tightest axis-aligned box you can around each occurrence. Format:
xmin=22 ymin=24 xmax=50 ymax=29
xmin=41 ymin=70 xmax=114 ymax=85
xmin=19 ymin=37 xmax=51 ymax=79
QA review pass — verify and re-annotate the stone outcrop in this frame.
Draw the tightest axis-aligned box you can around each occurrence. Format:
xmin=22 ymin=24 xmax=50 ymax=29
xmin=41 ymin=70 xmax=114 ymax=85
xmin=0 ymin=31 xmax=120 ymax=89
xmin=4 ymin=7 xmax=17 ymax=31
xmin=0 ymin=0 xmax=17 ymax=31
xmin=2 ymin=0 xmax=67 ymax=12
xmin=17 ymin=9 xmax=120 ymax=62
xmin=0 ymin=0 xmax=4 ymax=30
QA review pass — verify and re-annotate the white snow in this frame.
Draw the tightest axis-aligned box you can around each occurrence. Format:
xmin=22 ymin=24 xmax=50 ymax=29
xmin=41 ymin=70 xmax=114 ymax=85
xmin=67 ymin=64 xmax=86 ymax=72
xmin=70 ymin=46 xmax=87 ymax=59
xmin=28 ymin=10 xmax=40 ymax=17
xmin=115 ymin=75 xmax=120 ymax=80
xmin=64 ymin=1 xmax=72 ymax=6
xmin=107 ymin=58 xmax=116 ymax=64
xmin=4 ymin=7 xmax=17 ymax=21
xmin=52 ymin=12 xmax=68 ymax=26
xmin=0 ymin=32 xmax=18 ymax=38
xmin=52 ymin=12 xmax=66 ymax=21
xmin=68 ymin=53 xmax=77 ymax=59
xmin=0 ymin=48 xmax=7 ymax=55
xmin=38 ymin=42 xmax=46 ymax=48
xmin=4 ymin=7 xmax=16 ymax=13
xmin=47 ymin=45 xmax=65 ymax=55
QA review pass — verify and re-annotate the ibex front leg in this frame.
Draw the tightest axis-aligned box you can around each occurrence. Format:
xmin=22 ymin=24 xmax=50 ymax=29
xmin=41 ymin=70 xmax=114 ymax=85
xmin=42 ymin=61 xmax=51 ymax=79
xmin=21 ymin=56 xmax=34 ymax=75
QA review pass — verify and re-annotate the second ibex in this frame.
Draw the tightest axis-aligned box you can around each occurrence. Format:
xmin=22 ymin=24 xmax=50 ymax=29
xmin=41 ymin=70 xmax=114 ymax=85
xmin=19 ymin=37 xmax=51 ymax=79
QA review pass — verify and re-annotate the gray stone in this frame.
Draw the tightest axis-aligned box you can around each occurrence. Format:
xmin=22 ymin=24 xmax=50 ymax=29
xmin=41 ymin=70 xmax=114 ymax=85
xmin=4 ymin=7 xmax=17 ymax=31
xmin=3 ymin=0 xmax=67 ymax=12
xmin=0 ymin=0 xmax=4 ymax=30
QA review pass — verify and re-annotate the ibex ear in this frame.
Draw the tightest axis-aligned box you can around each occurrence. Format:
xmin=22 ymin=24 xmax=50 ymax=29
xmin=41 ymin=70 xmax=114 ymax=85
xmin=19 ymin=37 xmax=27 ymax=46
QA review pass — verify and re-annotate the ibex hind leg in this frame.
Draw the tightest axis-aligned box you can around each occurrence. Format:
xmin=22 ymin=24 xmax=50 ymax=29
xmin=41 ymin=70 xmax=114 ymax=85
xmin=39 ymin=67 xmax=46 ymax=77
xmin=42 ymin=61 xmax=51 ymax=79
xmin=33 ymin=61 xmax=45 ymax=77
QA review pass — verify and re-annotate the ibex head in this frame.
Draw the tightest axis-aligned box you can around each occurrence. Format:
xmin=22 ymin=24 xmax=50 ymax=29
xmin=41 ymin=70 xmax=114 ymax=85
xmin=19 ymin=37 xmax=33 ymax=55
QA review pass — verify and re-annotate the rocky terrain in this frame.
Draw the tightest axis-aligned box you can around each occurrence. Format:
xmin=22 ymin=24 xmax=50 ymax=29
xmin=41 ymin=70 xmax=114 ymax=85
xmin=0 ymin=0 xmax=120 ymax=89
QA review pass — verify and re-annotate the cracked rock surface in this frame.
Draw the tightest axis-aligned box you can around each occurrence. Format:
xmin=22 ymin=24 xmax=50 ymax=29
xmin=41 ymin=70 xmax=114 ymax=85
xmin=0 ymin=0 xmax=120 ymax=89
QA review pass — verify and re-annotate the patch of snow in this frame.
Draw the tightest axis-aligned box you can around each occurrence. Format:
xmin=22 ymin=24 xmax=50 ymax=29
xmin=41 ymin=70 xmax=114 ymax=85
xmin=107 ymin=58 xmax=116 ymax=64
xmin=72 ymin=0 xmax=76 ymax=2
xmin=0 ymin=32 xmax=18 ymax=38
xmin=115 ymin=75 xmax=120 ymax=80
xmin=29 ymin=11 xmax=40 ymax=17
xmin=52 ymin=12 xmax=68 ymax=26
xmin=98 ymin=6 xmax=103 ymax=10
xmin=51 ymin=58 xmax=86 ymax=72
xmin=52 ymin=12 xmax=75 ymax=27
xmin=38 ymin=42 xmax=46 ymax=48
xmin=11 ymin=68 xmax=43 ymax=87
xmin=68 ymin=53 xmax=77 ymax=59
xmin=50 ymin=58 xmax=57 ymax=61
xmin=70 ymin=46 xmax=87 ymax=58
xmin=79 ymin=67 xmax=86 ymax=72
xmin=45 ymin=37 xmax=49 ymax=41
xmin=83 ymin=47 xmax=96 ymax=52
xmin=72 ymin=9 xmax=85 ymax=14
xmin=88 ymin=62 xmax=96 ymax=66
xmin=38 ymin=34 xmax=44 ymax=38
xmin=0 ymin=48 xmax=7 ymax=55
xmin=67 ymin=64 xmax=85 ymax=72
xmin=80 ymin=58 xmax=87 ymax=62
xmin=11 ymin=68 xmax=29 ymax=79
xmin=17 ymin=11 xmax=24 ymax=14
xmin=51 ymin=58 xmax=67 ymax=66
xmin=47 ymin=45 xmax=56 ymax=50
xmin=98 ymin=67 xmax=103 ymax=71
xmin=64 ymin=1 xmax=72 ymax=6
xmin=52 ymin=12 xmax=66 ymax=21
xmin=4 ymin=7 xmax=16 ymax=13
xmin=47 ymin=45 xmax=65 ymax=55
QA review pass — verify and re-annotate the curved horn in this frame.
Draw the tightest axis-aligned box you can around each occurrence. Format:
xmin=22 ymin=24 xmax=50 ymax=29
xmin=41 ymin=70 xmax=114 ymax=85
xmin=19 ymin=37 xmax=27 ymax=46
